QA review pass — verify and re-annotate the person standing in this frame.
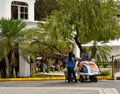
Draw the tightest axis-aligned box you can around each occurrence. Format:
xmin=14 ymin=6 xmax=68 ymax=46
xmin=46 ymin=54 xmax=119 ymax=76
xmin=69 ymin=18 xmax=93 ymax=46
xmin=66 ymin=52 xmax=77 ymax=83
xmin=82 ymin=48 xmax=91 ymax=80
xmin=82 ymin=48 xmax=91 ymax=61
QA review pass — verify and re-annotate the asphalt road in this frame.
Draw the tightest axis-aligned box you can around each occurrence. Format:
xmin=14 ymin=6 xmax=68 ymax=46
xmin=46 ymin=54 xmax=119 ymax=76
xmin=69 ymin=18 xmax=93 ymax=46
xmin=0 ymin=80 xmax=119 ymax=94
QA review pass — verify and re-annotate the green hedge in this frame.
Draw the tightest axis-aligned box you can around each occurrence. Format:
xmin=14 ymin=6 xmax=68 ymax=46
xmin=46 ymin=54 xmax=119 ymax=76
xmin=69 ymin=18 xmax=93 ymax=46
xmin=100 ymin=70 xmax=111 ymax=76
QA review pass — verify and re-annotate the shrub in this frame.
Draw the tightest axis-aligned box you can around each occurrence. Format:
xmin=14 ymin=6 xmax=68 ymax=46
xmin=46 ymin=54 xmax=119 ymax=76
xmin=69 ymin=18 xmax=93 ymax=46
xmin=47 ymin=67 xmax=50 ymax=73
xmin=96 ymin=63 xmax=101 ymax=68
xmin=102 ymin=63 xmax=109 ymax=68
xmin=13 ymin=68 xmax=16 ymax=78
xmin=100 ymin=70 xmax=111 ymax=76
xmin=31 ymin=67 xmax=35 ymax=77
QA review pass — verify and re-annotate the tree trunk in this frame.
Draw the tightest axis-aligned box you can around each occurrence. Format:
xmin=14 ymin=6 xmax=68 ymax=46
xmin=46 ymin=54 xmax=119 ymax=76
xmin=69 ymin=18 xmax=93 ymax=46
xmin=74 ymin=26 xmax=83 ymax=53
xmin=74 ymin=35 xmax=83 ymax=53
xmin=5 ymin=56 xmax=9 ymax=77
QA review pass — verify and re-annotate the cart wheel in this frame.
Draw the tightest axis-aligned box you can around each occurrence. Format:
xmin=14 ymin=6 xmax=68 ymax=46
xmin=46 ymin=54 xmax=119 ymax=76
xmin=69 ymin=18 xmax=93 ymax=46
xmin=89 ymin=76 xmax=98 ymax=82
xmin=89 ymin=76 xmax=93 ymax=82
xmin=79 ymin=75 xmax=84 ymax=82
xmin=92 ymin=76 xmax=98 ymax=82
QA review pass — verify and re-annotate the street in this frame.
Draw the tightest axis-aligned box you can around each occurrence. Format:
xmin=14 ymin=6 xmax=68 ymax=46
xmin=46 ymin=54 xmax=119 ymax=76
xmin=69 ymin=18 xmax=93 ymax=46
xmin=0 ymin=80 xmax=119 ymax=94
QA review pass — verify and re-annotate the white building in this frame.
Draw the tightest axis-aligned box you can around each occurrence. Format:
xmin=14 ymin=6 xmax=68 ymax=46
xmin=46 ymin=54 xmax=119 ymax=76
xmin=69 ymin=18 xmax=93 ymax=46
xmin=82 ymin=40 xmax=120 ymax=60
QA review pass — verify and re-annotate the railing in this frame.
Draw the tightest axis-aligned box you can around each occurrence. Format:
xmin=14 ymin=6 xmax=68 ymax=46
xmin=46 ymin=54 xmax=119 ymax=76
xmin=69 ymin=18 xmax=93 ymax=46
xmin=111 ymin=54 xmax=120 ymax=79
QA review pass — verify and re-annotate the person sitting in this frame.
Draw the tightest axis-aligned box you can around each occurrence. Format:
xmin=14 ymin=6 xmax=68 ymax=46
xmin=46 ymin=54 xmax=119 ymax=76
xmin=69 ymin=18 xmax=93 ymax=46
xmin=54 ymin=59 xmax=60 ymax=71
xmin=55 ymin=63 xmax=60 ymax=71
xmin=39 ymin=59 xmax=47 ymax=72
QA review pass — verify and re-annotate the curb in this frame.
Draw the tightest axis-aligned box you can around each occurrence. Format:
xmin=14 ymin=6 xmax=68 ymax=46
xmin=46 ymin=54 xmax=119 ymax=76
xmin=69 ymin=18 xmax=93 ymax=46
xmin=97 ymin=76 xmax=112 ymax=80
xmin=0 ymin=76 xmax=112 ymax=81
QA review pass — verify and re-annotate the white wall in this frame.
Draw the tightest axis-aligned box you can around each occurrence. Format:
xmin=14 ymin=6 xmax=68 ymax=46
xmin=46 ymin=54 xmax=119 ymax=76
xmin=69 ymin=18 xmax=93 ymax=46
xmin=74 ymin=44 xmax=80 ymax=58
xmin=19 ymin=56 xmax=30 ymax=77
xmin=24 ymin=20 xmax=38 ymax=29
xmin=0 ymin=0 xmax=6 ymax=19
xmin=110 ymin=46 xmax=120 ymax=59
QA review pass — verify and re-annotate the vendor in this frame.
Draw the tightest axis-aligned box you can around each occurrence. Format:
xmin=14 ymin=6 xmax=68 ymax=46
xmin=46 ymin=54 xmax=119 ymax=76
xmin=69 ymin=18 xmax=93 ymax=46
xmin=82 ymin=48 xmax=91 ymax=61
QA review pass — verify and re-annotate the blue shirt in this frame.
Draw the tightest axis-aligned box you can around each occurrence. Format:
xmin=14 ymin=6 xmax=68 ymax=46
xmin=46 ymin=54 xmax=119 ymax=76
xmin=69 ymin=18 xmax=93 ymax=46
xmin=66 ymin=56 xmax=74 ymax=67
xmin=82 ymin=52 xmax=90 ymax=59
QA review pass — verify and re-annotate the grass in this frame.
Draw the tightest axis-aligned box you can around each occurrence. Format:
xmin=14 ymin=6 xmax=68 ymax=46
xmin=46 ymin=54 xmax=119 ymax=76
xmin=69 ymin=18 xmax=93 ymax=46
xmin=34 ymin=74 xmax=64 ymax=78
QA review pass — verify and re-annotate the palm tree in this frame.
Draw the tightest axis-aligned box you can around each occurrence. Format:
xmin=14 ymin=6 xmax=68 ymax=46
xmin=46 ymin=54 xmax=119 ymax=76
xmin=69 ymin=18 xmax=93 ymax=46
xmin=0 ymin=18 xmax=26 ymax=77
xmin=88 ymin=41 xmax=111 ymax=66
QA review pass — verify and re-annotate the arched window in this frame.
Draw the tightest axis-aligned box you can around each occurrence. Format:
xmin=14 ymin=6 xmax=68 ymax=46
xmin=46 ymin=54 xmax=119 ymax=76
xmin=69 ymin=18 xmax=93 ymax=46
xmin=11 ymin=1 xmax=28 ymax=20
